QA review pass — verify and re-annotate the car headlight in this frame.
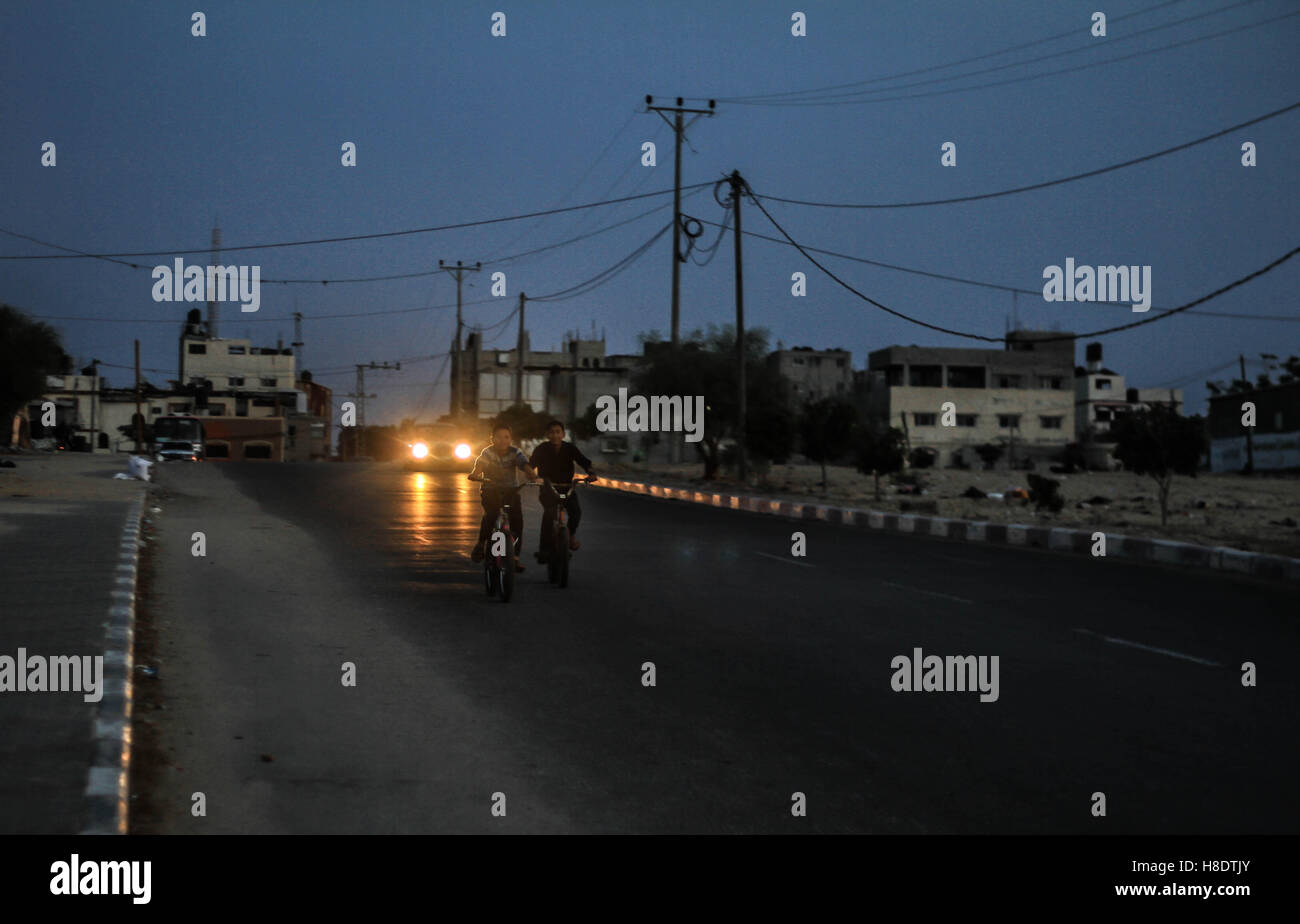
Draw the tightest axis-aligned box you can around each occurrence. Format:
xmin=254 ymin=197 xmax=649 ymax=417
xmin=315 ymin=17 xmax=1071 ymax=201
xmin=412 ymin=441 xmax=429 ymax=460
xmin=454 ymin=443 xmax=472 ymax=460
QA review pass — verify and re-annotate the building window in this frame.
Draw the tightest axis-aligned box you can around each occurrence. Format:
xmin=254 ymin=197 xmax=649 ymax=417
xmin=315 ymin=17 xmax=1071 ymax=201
xmin=1040 ymin=416 xmax=1064 ymax=429
xmin=997 ymin=414 xmax=1020 ymax=428
xmin=793 ymin=358 xmax=804 ymax=365
xmin=228 ymin=345 xmax=246 ymax=355
xmin=1095 ymin=378 xmax=1112 ymax=390
xmin=947 ymin=366 xmax=986 ymax=389
xmin=909 ymin=365 xmax=943 ymax=387
xmin=252 ymin=397 xmax=276 ymax=407
xmin=885 ymin=365 xmax=904 ymax=386
xmin=188 ymin=343 xmax=206 ymax=355
xmin=243 ymin=442 xmax=273 ymax=460
xmin=205 ymin=441 xmax=230 ymax=458
xmin=955 ymin=414 xmax=978 ymax=427
xmin=836 ymin=358 xmax=846 ymax=368
xmin=208 ymin=403 xmax=227 ymax=415
xmin=228 ymin=376 xmax=245 ymax=387
xmin=260 ymin=377 xmax=276 ymax=387
xmin=150 ymin=406 xmax=163 ymax=415
xmin=1096 ymin=408 xmax=1112 ymax=422
xmin=913 ymin=412 xmax=937 ymax=427
xmin=1037 ymin=376 xmax=1064 ymax=389
xmin=996 ymin=374 xmax=1023 ymax=389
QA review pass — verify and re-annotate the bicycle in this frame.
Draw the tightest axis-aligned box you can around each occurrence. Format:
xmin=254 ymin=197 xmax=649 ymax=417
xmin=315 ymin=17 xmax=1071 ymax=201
xmin=469 ymin=474 xmax=537 ymax=603
xmin=541 ymin=476 xmax=595 ymax=589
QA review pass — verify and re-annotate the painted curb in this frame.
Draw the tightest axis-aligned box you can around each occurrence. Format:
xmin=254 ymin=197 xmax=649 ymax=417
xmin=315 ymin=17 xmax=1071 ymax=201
xmin=82 ymin=494 xmax=146 ymax=835
xmin=593 ymin=478 xmax=1300 ymax=584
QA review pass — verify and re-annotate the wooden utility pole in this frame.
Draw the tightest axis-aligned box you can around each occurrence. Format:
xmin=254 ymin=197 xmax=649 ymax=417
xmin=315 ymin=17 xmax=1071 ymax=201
xmin=1240 ymin=354 xmax=1254 ymax=473
xmin=515 ymin=292 xmax=527 ymax=406
xmin=133 ymin=340 xmax=142 ymax=452
xmin=440 ymin=259 xmax=481 ymax=418
xmin=645 ymin=96 xmax=715 ymax=349
xmin=728 ymin=170 xmax=747 ymax=482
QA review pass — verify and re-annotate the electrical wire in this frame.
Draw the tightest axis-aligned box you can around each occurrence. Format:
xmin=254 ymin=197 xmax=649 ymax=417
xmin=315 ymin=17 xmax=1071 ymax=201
xmin=727 ymin=0 xmax=1265 ymax=105
xmin=732 ymin=6 xmax=1300 ymax=107
xmin=0 ymin=182 xmax=712 ymax=261
xmin=754 ymin=99 xmax=1300 ymax=209
xmin=745 ymin=180 xmax=1300 ymax=344
xmin=717 ymin=0 xmax=1193 ymax=103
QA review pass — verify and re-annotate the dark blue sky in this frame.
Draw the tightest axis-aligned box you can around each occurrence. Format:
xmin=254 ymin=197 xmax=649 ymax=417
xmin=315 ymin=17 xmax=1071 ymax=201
xmin=2 ymin=0 xmax=1297 ymax=422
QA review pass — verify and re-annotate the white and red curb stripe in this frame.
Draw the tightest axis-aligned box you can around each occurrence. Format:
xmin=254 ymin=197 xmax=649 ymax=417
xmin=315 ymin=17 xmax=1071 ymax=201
xmin=593 ymin=478 xmax=1300 ymax=583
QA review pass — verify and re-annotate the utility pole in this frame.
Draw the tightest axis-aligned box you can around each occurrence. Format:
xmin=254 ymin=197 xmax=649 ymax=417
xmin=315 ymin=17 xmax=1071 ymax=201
xmin=727 ymin=170 xmax=747 ymax=482
xmin=133 ymin=341 xmax=143 ymax=452
xmin=344 ymin=361 xmax=398 ymax=460
xmin=1240 ymin=354 xmax=1254 ymax=473
xmin=88 ymin=358 xmax=101 ymax=454
xmin=292 ymin=307 xmax=304 ymax=372
xmin=516 ymin=292 xmax=527 ymax=406
xmin=645 ymin=96 xmax=715 ymax=350
xmin=440 ymin=259 xmax=481 ymax=419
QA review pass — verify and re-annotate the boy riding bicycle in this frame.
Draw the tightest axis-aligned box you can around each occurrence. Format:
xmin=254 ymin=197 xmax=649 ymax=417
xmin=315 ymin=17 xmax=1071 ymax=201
xmin=469 ymin=423 xmax=538 ymax=570
xmin=529 ymin=419 xmax=598 ymax=564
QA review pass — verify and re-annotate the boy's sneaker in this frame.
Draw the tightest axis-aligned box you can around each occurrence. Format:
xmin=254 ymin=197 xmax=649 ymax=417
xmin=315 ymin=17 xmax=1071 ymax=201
xmin=471 ymin=541 xmax=485 ymax=562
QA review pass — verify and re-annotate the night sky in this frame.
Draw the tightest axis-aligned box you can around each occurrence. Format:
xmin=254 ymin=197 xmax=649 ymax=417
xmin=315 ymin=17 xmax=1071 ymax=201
xmin=2 ymin=0 xmax=1296 ymax=423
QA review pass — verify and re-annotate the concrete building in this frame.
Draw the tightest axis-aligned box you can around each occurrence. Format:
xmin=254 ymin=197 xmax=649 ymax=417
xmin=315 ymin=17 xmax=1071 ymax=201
xmin=862 ymin=330 xmax=1077 ymax=468
xmin=1073 ymin=342 xmax=1183 ymax=469
xmin=458 ymin=329 xmax=638 ymax=452
xmin=1207 ymin=379 xmax=1300 ymax=471
xmin=767 ymin=346 xmax=853 ymax=402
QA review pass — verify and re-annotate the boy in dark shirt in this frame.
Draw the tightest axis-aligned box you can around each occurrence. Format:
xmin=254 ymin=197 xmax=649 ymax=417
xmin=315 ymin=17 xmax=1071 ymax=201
xmin=469 ymin=423 xmax=538 ymax=568
xmin=529 ymin=420 xmax=598 ymax=563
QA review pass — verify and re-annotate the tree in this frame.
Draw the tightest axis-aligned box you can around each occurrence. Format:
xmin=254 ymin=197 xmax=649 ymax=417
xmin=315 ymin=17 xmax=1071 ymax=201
xmin=852 ymin=423 xmax=906 ymax=500
xmin=1111 ymin=406 xmax=1206 ymax=525
xmin=633 ymin=324 xmax=791 ymax=481
xmin=974 ymin=443 xmax=1004 ymax=470
xmin=1 ymin=305 xmax=71 ymax=442
xmin=799 ymin=397 xmax=858 ymax=490
xmin=491 ymin=402 xmax=550 ymax=441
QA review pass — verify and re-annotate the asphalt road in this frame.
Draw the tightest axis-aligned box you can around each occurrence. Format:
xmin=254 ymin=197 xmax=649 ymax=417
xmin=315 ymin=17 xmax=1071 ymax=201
xmin=138 ymin=461 xmax=1299 ymax=833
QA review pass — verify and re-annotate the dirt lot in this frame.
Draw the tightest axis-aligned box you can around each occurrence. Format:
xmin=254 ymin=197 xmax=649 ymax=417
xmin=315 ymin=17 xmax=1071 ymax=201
xmin=607 ymin=460 xmax=1300 ymax=559
xmin=0 ymin=450 xmax=148 ymax=501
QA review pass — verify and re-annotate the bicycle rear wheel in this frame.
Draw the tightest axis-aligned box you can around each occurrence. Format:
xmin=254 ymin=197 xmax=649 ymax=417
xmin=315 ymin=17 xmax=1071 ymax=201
xmin=484 ymin=560 xmax=498 ymax=597
xmin=500 ymin=538 xmax=516 ymax=602
xmin=555 ymin=526 xmax=570 ymax=589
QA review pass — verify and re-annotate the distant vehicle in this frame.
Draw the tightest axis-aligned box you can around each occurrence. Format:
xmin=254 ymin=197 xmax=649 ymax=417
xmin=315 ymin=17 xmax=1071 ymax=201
xmin=153 ymin=415 xmax=205 ymax=462
xmin=402 ymin=421 xmax=479 ymax=471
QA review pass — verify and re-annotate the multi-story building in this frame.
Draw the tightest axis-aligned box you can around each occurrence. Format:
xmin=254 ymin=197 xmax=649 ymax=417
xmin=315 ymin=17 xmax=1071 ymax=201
xmin=862 ymin=330 xmax=1076 ymax=467
xmin=767 ymin=346 xmax=853 ymax=403
xmin=1072 ymin=342 xmax=1183 ymax=469
xmin=1207 ymin=379 xmax=1300 ymax=472
xmin=1073 ymin=342 xmax=1182 ymax=441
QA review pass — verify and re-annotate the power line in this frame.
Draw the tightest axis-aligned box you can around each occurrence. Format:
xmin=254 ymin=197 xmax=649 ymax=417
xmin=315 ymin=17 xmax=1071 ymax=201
xmin=755 ymin=99 xmax=1300 ymax=209
xmin=697 ymin=217 xmax=1300 ymax=322
xmin=746 ymin=181 xmax=1300 ymax=344
xmin=731 ymin=6 xmax=1300 ymax=107
xmin=718 ymin=0 xmax=1193 ymax=102
xmin=727 ymin=0 xmax=1264 ymax=105
xmin=0 ymin=182 xmax=712 ymax=261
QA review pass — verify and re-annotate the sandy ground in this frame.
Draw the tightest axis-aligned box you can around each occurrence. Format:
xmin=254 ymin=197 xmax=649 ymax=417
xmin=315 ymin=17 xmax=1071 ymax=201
xmin=606 ymin=460 xmax=1300 ymax=558
xmin=0 ymin=450 xmax=150 ymax=502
